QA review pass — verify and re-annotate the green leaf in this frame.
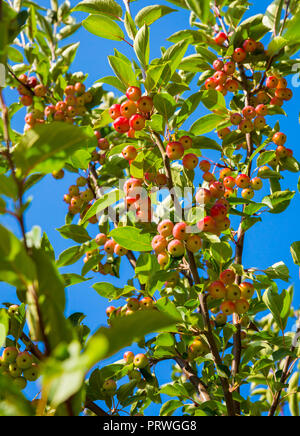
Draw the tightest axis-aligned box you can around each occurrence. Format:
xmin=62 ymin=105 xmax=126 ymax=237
xmin=73 ymin=0 xmax=123 ymax=19
xmin=291 ymin=241 xmax=300 ymax=266
xmin=154 ymin=92 xmax=176 ymax=120
xmin=92 ymin=282 xmax=133 ymax=300
xmin=0 ymin=309 xmax=9 ymax=349
xmin=57 ymin=225 xmax=92 ymax=244
xmin=262 ymin=190 xmax=295 ymax=214
xmin=135 ymin=5 xmax=176 ymax=27
xmin=210 ymin=242 xmax=232 ymax=264
xmin=162 ymin=40 xmax=189 ymax=76
xmin=81 ymin=189 xmax=124 ymax=224
xmin=0 ymin=225 xmax=36 ymax=288
xmin=108 ymin=54 xmax=138 ymax=87
xmin=156 ymin=332 xmax=175 ymax=347
xmin=185 ymin=0 xmax=212 ymax=23
xmin=265 ymin=261 xmax=290 ymax=282
xmin=263 ymin=0 xmax=285 ymax=34
xmin=62 ymin=273 xmax=91 ymax=287
xmin=263 ymin=287 xmax=291 ymax=331
xmin=29 ymin=248 xmax=73 ymax=350
xmin=82 ymin=14 xmax=124 ymax=41
xmin=0 ymin=174 xmax=18 ymax=200
xmin=179 ymin=54 xmax=211 ymax=72
xmin=160 ymin=399 xmax=183 ymax=416
xmin=14 ymin=123 xmax=92 ymax=176
xmin=86 ymin=310 xmax=176 ymax=364
xmin=257 ymin=151 xmax=276 ymax=167
xmin=134 ymin=24 xmax=150 ymax=67
xmin=190 ymin=114 xmax=225 ymax=135
xmin=109 ymin=227 xmax=152 ymax=252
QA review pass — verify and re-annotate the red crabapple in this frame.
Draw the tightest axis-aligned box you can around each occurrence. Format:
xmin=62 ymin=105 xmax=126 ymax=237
xmin=196 ymin=188 xmax=212 ymax=205
xmin=225 ymin=79 xmax=239 ymax=92
xmin=109 ymin=104 xmax=121 ymax=120
xmin=114 ymin=244 xmax=128 ymax=257
xmin=242 ymin=106 xmax=256 ymax=119
xmin=223 ymin=176 xmax=236 ymax=189
xmin=239 ymin=119 xmax=254 ymax=133
xmin=168 ymin=239 xmax=185 ymax=257
xmin=220 ymin=300 xmax=235 ymax=315
xmin=152 ymin=235 xmax=168 ymax=253
xmin=226 ymin=284 xmax=241 ymax=301
xmin=182 ymin=153 xmax=198 ymax=170
xmin=205 ymin=78 xmax=217 ymax=90
xmin=220 ymin=269 xmax=236 ymax=285
xmin=137 ymin=96 xmax=153 ymax=113
xmin=233 ymin=48 xmax=247 ymax=63
xmin=254 ymin=116 xmax=266 ymax=130
xmin=213 ymin=59 xmax=224 ymax=71
xmin=235 ymin=299 xmax=250 ymax=315
xmin=126 ymin=86 xmax=142 ymax=102
xmin=243 ymin=39 xmax=257 ymax=52
xmin=124 ymin=351 xmax=134 ymax=364
xmin=214 ymin=32 xmax=227 ymax=45
xmin=231 ymin=113 xmax=242 ymax=125
xmin=186 ymin=235 xmax=202 ymax=253
xmin=203 ymin=172 xmax=215 ymax=182
xmin=129 ymin=114 xmax=145 ymax=131
xmin=241 ymin=188 xmax=254 ymax=200
xmin=122 ymin=146 xmax=137 ymax=161
xmin=199 ymin=160 xmax=211 ymax=172
xmin=113 ymin=116 xmax=130 ymax=133
xmin=224 ymin=61 xmax=236 ymax=75
xmin=166 ymin=142 xmax=184 ymax=160
xmin=255 ymin=104 xmax=268 ymax=116
xmin=179 ymin=136 xmax=193 ymax=150
xmin=104 ymin=239 xmax=116 ymax=254
xmin=236 ymin=174 xmax=250 ymax=189
xmin=266 ymin=76 xmax=279 ymax=89
xmin=240 ymin=282 xmax=255 ymax=300
xmin=158 ymin=220 xmax=174 ymax=238
xmin=273 ymin=132 xmax=287 ymax=146
xmin=197 ymin=216 xmax=217 ymax=233
xmin=210 ymin=181 xmax=225 ymax=199
xmin=208 ymin=281 xmax=226 ymax=299
xmin=134 ymin=354 xmax=148 ymax=369
xmin=120 ymin=100 xmax=137 ymax=118
xmin=173 ymin=222 xmax=188 ymax=240
xmin=251 ymin=177 xmax=263 ymax=191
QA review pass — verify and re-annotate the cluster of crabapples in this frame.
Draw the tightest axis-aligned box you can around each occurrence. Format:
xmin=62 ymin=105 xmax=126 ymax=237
xmin=16 ymin=73 xmax=93 ymax=131
xmin=207 ymin=269 xmax=255 ymax=323
xmin=0 ymin=306 xmax=39 ymax=390
xmin=109 ymin=86 xmax=154 ymax=143
xmin=199 ymin=159 xmax=263 ymax=202
xmin=207 ymin=36 xmax=293 ymax=158
xmin=55 ymin=174 xmax=97 ymax=218
xmin=105 ymin=296 xmax=155 ymax=321
xmin=102 ymin=352 xmax=149 ymax=397
xmin=84 ymin=232 xmax=129 ymax=276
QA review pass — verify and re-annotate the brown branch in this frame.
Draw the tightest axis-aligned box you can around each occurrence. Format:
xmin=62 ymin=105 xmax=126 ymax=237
xmin=152 ymin=131 xmax=236 ymax=416
xmin=88 ymin=164 xmax=141 ymax=282
xmin=175 ymin=356 xmax=211 ymax=403
xmin=269 ymin=318 xmax=300 ymax=416
xmin=84 ymin=400 xmax=109 ymax=416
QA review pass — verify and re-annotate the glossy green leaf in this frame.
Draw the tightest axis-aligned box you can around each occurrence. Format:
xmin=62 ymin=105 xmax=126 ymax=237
xmin=82 ymin=14 xmax=124 ymax=41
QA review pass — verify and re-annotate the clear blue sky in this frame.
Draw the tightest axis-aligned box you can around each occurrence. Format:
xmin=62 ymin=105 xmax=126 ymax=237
xmin=1 ymin=0 xmax=300 ymax=415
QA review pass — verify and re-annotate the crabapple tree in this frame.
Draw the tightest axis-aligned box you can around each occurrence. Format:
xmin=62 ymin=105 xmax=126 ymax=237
xmin=0 ymin=0 xmax=300 ymax=417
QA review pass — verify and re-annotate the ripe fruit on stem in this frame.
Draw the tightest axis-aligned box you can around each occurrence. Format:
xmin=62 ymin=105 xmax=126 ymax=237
xmin=182 ymin=153 xmax=198 ymax=170
xmin=166 ymin=142 xmax=184 ymax=160
xmin=134 ymin=354 xmax=148 ymax=369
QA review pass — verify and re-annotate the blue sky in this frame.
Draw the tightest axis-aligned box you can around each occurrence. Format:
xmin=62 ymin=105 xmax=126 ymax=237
xmin=1 ymin=0 xmax=300 ymax=415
